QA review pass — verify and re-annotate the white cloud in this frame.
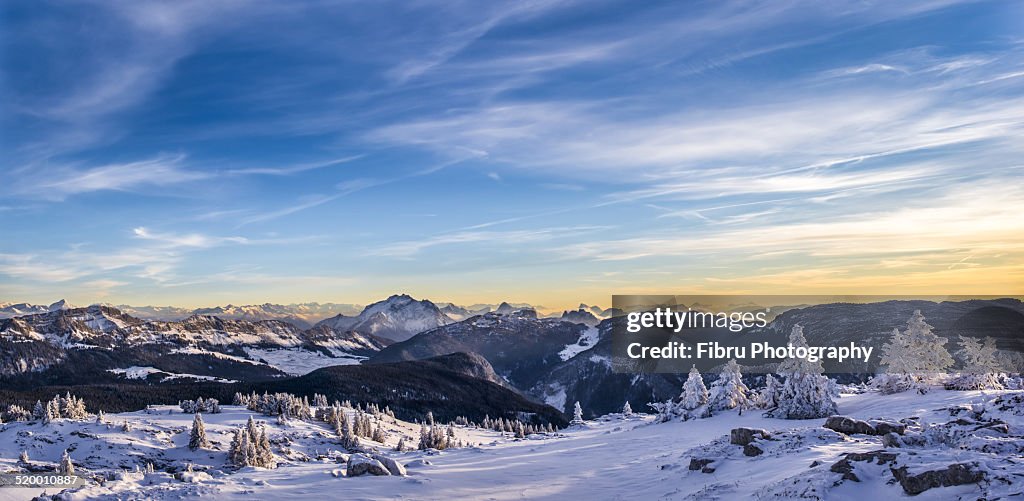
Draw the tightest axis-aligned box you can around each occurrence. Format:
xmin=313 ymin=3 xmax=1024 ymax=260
xmin=132 ymin=227 xmax=249 ymax=248
xmin=19 ymin=154 xmax=208 ymax=200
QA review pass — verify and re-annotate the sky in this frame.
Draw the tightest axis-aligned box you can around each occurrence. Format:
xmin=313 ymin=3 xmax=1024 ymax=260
xmin=1 ymin=0 xmax=1023 ymax=311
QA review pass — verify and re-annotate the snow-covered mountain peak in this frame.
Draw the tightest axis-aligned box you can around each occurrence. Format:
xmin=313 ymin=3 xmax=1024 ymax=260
xmin=314 ymin=294 xmax=452 ymax=341
xmin=48 ymin=299 xmax=74 ymax=311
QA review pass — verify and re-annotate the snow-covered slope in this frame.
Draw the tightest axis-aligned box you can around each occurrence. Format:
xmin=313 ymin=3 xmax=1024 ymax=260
xmin=2 ymin=389 xmax=1020 ymax=500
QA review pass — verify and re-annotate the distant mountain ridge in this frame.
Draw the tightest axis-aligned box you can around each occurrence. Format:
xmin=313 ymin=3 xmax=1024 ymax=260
xmin=0 ymin=305 xmax=392 ymax=385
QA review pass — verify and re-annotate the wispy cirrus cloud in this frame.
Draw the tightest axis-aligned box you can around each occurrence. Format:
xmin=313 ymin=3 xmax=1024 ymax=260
xmin=376 ymin=226 xmax=611 ymax=258
xmin=20 ymin=154 xmax=208 ymax=200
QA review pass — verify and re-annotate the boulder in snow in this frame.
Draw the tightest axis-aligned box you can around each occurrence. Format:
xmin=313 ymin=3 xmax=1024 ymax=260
xmin=823 ymin=416 xmax=877 ymax=435
xmin=372 ymin=454 xmax=407 ymax=476
xmin=730 ymin=427 xmax=770 ymax=446
xmin=346 ymin=454 xmax=391 ymax=477
xmin=891 ymin=462 xmax=985 ymax=495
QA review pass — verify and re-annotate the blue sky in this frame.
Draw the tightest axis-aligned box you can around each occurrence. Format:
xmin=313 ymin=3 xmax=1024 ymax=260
xmin=2 ymin=0 xmax=1023 ymax=310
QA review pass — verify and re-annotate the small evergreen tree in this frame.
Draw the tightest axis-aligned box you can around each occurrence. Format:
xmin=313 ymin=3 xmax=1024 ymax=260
xmin=622 ymin=401 xmax=633 ymax=417
xmin=571 ymin=401 xmax=584 ymax=425
xmin=947 ymin=336 xmax=1004 ymax=390
xmin=32 ymin=400 xmax=45 ymax=421
xmin=708 ymin=359 xmax=750 ymax=411
xmin=756 ymin=374 xmax=781 ymax=409
xmin=875 ymin=311 xmax=954 ymax=393
xmin=57 ymin=450 xmax=74 ymax=475
xmin=770 ymin=325 xmax=837 ymax=419
xmin=19 ymin=450 xmax=29 ymax=464
xmin=188 ymin=413 xmax=209 ymax=450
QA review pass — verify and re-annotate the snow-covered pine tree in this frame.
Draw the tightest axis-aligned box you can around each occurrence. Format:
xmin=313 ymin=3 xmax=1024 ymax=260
xmin=32 ymin=400 xmax=45 ymax=421
xmin=372 ymin=423 xmax=387 ymax=443
xmin=756 ymin=374 xmax=781 ymax=409
xmin=96 ymin=410 xmax=105 ymax=424
xmin=340 ymin=415 xmax=360 ymax=450
xmin=875 ymin=311 xmax=955 ymax=393
xmin=708 ymin=359 xmax=750 ymax=411
xmin=770 ymin=324 xmax=838 ymax=419
xmin=874 ymin=327 xmax=916 ymax=394
xmin=256 ymin=428 xmax=275 ymax=468
xmin=19 ymin=450 xmax=29 ymax=464
xmin=57 ymin=450 xmax=74 ymax=475
xmin=246 ymin=416 xmax=259 ymax=439
xmin=675 ymin=364 xmax=711 ymax=420
xmin=904 ymin=310 xmax=954 ymax=382
xmin=122 ymin=420 xmax=132 ymax=432
xmin=946 ymin=335 xmax=1004 ymax=390
xmin=189 ymin=413 xmax=209 ymax=450
xmin=228 ymin=428 xmax=244 ymax=465
xmin=43 ymin=399 xmax=58 ymax=424
xmin=395 ymin=437 xmax=407 ymax=452
xmin=571 ymin=401 xmax=584 ymax=425
xmin=622 ymin=401 xmax=633 ymax=417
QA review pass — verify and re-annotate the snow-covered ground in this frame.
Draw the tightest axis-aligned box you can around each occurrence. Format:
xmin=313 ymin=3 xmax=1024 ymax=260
xmin=244 ymin=347 xmax=363 ymax=376
xmin=1 ymin=390 xmax=1021 ymax=500
xmin=106 ymin=367 xmax=238 ymax=383
xmin=558 ymin=326 xmax=599 ymax=361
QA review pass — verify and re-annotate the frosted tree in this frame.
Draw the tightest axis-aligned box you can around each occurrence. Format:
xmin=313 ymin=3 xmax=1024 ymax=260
xmin=43 ymin=399 xmax=58 ymax=424
xmin=57 ymin=450 xmax=74 ymax=475
xmin=228 ymin=420 xmax=275 ymax=468
xmin=904 ymin=310 xmax=954 ymax=387
xmin=677 ymin=365 xmax=711 ymax=420
xmin=372 ymin=423 xmax=387 ymax=443
xmin=874 ymin=327 xmax=916 ymax=393
xmin=256 ymin=428 xmax=275 ymax=468
xmin=755 ymin=374 xmax=781 ymax=409
xmin=770 ymin=325 xmax=837 ymax=419
xmin=622 ymin=401 xmax=633 ymax=417
xmin=96 ymin=410 xmax=105 ymax=424
xmin=19 ymin=450 xmax=29 ymax=464
xmin=189 ymin=413 xmax=209 ymax=450
xmin=32 ymin=400 xmax=45 ymax=421
xmin=947 ymin=336 xmax=1004 ymax=390
xmin=709 ymin=359 xmax=750 ymax=411
xmin=875 ymin=311 xmax=954 ymax=393
xmin=570 ymin=401 xmax=584 ymax=425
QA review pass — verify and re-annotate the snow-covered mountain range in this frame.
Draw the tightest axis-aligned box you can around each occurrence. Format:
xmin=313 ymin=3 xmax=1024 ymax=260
xmin=0 ymin=304 xmax=393 ymax=382
xmin=0 ymin=299 xmax=75 ymax=318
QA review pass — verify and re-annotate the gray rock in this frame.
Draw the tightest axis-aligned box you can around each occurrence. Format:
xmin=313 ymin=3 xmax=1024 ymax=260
xmin=742 ymin=444 xmax=763 ymax=457
xmin=890 ymin=463 xmax=985 ymax=495
xmin=830 ymin=450 xmax=899 ymax=482
xmin=688 ymin=458 xmax=715 ymax=471
xmin=730 ymin=427 xmax=770 ymax=446
xmin=881 ymin=432 xmax=902 ymax=448
xmin=870 ymin=420 xmax=906 ymax=435
xmin=824 ymin=416 xmax=877 ymax=435
xmin=372 ymin=454 xmax=407 ymax=476
xmin=346 ymin=454 xmax=391 ymax=477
